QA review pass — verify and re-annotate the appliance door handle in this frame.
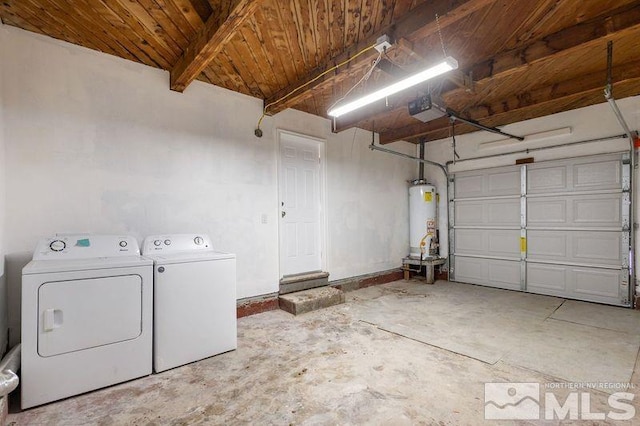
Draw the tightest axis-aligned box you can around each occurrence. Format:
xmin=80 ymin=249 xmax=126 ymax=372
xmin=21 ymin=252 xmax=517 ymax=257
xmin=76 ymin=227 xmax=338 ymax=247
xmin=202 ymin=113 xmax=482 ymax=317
xmin=43 ymin=309 xmax=63 ymax=332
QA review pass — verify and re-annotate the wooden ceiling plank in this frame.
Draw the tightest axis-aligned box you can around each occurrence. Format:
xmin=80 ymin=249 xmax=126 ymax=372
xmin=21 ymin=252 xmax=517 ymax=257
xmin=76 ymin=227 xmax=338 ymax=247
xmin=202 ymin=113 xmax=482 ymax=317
xmin=379 ymin=58 xmax=640 ymax=143
xmin=204 ymin=60 xmax=242 ymax=92
xmin=359 ymin=0 xmax=375 ymax=40
xmin=273 ymin=0 xmax=307 ymax=77
xmin=211 ymin=51 xmax=254 ymax=94
xmin=165 ymin=0 xmax=206 ymax=30
xmin=389 ymin=0 xmax=412 ymax=24
xmin=100 ymin=0 xmax=179 ymax=67
xmin=314 ymin=0 xmax=331 ymax=64
xmin=264 ymin=0 xmax=496 ymax=115
xmin=468 ymin=4 xmax=640 ymax=83
xmin=8 ymin=2 xmax=90 ymax=50
xmin=257 ymin=4 xmax=298 ymax=85
xmin=220 ymin=42 xmax=265 ymax=97
xmin=344 ymin=0 xmax=362 ymax=47
xmin=70 ymin=0 xmax=165 ymax=68
xmin=23 ymin=0 xmax=127 ymax=60
xmin=0 ymin=10 xmax=43 ymax=35
xmin=150 ymin=0 xmax=197 ymax=42
xmin=184 ymin=0 xmax=213 ymax=22
xmin=235 ymin=24 xmax=278 ymax=96
xmin=327 ymin=0 xmax=345 ymax=58
xmin=290 ymin=0 xmax=316 ymax=66
xmin=344 ymin=4 xmax=640 ymax=135
xmin=111 ymin=0 xmax=183 ymax=56
xmin=244 ymin=13 xmax=290 ymax=91
xmin=170 ymin=0 xmax=262 ymax=92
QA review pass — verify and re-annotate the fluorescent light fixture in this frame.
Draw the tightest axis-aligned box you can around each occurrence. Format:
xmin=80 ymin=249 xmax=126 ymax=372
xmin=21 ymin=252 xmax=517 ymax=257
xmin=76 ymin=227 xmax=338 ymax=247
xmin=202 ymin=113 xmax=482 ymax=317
xmin=327 ymin=56 xmax=458 ymax=118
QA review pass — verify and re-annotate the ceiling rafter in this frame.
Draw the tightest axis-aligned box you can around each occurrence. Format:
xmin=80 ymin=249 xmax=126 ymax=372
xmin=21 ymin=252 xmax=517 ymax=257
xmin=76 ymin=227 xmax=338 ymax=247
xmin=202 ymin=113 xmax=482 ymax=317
xmin=339 ymin=2 xmax=640 ymax=136
xmin=263 ymin=0 xmax=497 ymax=116
xmin=379 ymin=58 xmax=640 ymax=144
xmin=170 ymin=0 xmax=262 ymax=92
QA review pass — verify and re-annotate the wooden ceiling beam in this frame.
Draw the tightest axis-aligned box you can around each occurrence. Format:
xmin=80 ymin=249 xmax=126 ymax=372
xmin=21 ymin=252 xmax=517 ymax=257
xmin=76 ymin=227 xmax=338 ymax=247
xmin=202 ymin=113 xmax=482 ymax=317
xmin=263 ymin=0 xmax=496 ymax=115
xmin=379 ymin=58 xmax=640 ymax=144
xmin=339 ymin=3 xmax=640 ymax=135
xmin=170 ymin=0 xmax=261 ymax=92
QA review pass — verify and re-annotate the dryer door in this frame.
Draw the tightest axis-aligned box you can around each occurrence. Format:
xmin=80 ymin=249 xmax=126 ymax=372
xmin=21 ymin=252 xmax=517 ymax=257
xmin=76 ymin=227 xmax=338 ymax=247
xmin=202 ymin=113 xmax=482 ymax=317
xmin=38 ymin=275 xmax=143 ymax=357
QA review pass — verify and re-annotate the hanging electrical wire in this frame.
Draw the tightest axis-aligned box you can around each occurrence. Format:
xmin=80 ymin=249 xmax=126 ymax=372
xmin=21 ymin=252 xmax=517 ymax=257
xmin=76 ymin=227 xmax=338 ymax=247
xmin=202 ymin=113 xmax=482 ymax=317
xmin=450 ymin=118 xmax=460 ymax=162
xmin=326 ymin=49 xmax=383 ymax=113
xmin=254 ymin=43 xmax=378 ymax=137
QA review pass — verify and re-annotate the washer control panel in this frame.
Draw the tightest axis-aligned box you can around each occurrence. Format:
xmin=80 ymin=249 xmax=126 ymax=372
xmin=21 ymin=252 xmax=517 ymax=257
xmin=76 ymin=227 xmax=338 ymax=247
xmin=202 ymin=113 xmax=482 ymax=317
xmin=33 ymin=235 xmax=140 ymax=260
xmin=141 ymin=234 xmax=212 ymax=254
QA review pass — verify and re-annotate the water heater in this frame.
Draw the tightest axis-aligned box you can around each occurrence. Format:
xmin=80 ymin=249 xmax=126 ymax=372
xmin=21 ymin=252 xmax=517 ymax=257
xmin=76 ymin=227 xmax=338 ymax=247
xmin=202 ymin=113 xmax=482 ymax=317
xmin=409 ymin=182 xmax=437 ymax=259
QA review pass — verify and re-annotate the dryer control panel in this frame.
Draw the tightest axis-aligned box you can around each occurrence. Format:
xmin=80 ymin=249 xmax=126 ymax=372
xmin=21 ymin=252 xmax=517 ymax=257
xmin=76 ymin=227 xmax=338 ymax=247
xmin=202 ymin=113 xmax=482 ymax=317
xmin=32 ymin=235 xmax=140 ymax=260
xmin=142 ymin=234 xmax=213 ymax=254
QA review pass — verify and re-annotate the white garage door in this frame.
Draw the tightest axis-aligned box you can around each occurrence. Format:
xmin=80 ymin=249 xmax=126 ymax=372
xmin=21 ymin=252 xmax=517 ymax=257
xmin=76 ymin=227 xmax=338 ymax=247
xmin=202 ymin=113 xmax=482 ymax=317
xmin=450 ymin=153 xmax=632 ymax=307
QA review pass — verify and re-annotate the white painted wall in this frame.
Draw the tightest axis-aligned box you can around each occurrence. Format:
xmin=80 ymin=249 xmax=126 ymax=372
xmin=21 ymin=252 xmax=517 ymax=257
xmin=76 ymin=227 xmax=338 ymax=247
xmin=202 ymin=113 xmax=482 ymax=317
xmin=422 ymin=95 xmax=640 ymax=279
xmin=0 ymin=20 xmax=7 ymax=353
xmin=0 ymin=26 xmax=415 ymax=344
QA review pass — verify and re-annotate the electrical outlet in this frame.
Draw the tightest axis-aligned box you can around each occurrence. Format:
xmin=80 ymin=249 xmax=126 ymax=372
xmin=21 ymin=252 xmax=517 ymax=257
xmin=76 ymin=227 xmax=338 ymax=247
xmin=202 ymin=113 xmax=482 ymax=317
xmin=261 ymin=214 xmax=268 ymax=224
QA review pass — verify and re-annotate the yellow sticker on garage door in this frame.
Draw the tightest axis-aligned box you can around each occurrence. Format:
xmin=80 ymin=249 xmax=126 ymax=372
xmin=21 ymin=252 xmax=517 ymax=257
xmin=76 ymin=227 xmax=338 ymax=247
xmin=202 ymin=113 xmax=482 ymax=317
xmin=520 ymin=237 xmax=527 ymax=252
xmin=424 ymin=192 xmax=433 ymax=202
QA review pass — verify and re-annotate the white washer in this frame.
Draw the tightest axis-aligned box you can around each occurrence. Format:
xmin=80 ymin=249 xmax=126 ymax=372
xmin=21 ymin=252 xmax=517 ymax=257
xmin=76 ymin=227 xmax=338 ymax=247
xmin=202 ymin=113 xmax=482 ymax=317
xmin=142 ymin=234 xmax=237 ymax=373
xmin=21 ymin=235 xmax=152 ymax=409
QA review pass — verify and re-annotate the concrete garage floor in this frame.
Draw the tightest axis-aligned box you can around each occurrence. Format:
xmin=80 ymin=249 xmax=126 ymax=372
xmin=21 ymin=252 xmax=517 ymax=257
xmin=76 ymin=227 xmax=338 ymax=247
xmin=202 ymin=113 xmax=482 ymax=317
xmin=8 ymin=280 xmax=640 ymax=425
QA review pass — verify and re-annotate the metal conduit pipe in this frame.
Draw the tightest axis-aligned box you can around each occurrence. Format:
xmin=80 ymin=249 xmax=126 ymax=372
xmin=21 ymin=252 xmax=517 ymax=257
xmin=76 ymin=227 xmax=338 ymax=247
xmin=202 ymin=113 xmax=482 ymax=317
xmin=0 ymin=344 xmax=21 ymax=397
xmin=369 ymin=142 xmax=449 ymax=179
xmin=444 ymin=134 xmax=628 ymax=167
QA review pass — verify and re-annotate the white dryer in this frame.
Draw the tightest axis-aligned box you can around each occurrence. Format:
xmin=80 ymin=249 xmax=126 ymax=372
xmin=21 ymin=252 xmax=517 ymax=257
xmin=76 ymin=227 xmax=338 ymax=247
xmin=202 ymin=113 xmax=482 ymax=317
xmin=21 ymin=235 xmax=152 ymax=409
xmin=142 ymin=234 xmax=236 ymax=373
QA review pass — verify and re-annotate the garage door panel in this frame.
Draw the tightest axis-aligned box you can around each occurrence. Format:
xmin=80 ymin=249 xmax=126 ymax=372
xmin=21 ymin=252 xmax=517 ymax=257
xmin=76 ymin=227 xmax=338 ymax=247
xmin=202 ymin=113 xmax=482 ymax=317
xmin=528 ymin=166 xmax=567 ymax=193
xmin=572 ymin=268 xmax=621 ymax=299
xmin=528 ymin=199 xmax=566 ymax=224
xmin=455 ymin=168 xmax=520 ymax=199
xmin=452 ymin=153 xmax=628 ymax=307
xmin=456 ymin=230 xmax=485 ymax=253
xmin=455 ymin=229 xmax=520 ymax=257
xmin=528 ymin=194 xmax=621 ymax=228
xmin=527 ymin=263 xmax=567 ymax=292
xmin=488 ymin=171 xmax=521 ymax=195
xmin=527 ymin=264 xmax=621 ymax=304
xmin=455 ymin=257 xmax=520 ymax=290
xmin=455 ymin=199 xmax=520 ymax=226
xmin=573 ymin=196 xmax=621 ymax=225
xmin=455 ymin=174 xmax=484 ymax=199
xmin=527 ymin=231 xmax=567 ymax=259
xmin=573 ymin=159 xmax=621 ymax=190
xmin=573 ymin=233 xmax=620 ymax=264
xmin=528 ymin=154 xmax=622 ymax=193
xmin=527 ymin=230 xmax=621 ymax=266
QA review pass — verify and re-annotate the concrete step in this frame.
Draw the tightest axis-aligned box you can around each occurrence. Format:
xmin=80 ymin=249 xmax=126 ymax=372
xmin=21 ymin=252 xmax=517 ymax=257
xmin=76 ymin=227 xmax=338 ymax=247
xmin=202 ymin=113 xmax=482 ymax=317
xmin=279 ymin=271 xmax=330 ymax=294
xmin=278 ymin=286 xmax=345 ymax=315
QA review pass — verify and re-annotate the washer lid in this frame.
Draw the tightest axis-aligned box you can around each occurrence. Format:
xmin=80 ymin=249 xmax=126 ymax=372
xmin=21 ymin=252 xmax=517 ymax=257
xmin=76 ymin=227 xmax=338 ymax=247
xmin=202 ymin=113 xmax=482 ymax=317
xmin=144 ymin=251 xmax=235 ymax=265
xmin=23 ymin=256 xmax=152 ymax=275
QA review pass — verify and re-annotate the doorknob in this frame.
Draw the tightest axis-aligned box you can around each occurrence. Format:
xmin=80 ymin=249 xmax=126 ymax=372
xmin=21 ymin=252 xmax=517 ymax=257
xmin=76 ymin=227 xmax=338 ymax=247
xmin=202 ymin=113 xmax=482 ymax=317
xmin=281 ymin=211 xmax=286 ymax=218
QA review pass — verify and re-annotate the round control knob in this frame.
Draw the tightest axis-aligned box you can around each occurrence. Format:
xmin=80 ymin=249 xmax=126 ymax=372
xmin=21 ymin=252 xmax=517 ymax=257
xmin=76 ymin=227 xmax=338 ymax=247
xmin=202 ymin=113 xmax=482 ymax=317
xmin=194 ymin=236 xmax=204 ymax=245
xmin=154 ymin=240 xmax=162 ymax=247
xmin=164 ymin=239 xmax=171 ymax=246
xmin=50 ymin=240 xmax=66 ymax=252
xmin=119 ymin=240 xmax=128 ymax=248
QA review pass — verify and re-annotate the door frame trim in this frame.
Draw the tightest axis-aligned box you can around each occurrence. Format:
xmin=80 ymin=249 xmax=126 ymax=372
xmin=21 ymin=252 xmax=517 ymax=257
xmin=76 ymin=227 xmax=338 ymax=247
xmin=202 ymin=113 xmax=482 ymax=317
xmin=276 ymin=129 xmax=328 ymax=279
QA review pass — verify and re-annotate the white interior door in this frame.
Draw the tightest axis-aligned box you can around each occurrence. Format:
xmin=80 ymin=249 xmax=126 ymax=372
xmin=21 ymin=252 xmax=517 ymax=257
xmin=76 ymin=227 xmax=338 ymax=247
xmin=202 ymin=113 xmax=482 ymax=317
xmin=278 ymin=132 xmax=323 ymax=277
